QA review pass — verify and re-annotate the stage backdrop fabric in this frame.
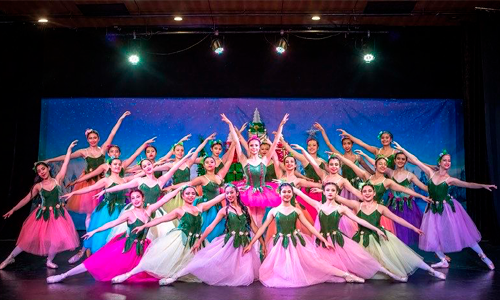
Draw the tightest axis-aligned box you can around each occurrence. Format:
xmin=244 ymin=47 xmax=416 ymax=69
xmin=39 ymin=98 xmax=464 ymax=229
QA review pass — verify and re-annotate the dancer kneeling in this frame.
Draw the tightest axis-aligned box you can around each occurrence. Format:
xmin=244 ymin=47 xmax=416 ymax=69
xmin=336 ymin=183 xmax=446 ymax=280
xmin=243 ymin=183 xmax=365 ymax=288
xmin=293 ymin=184 xmax=407 ymax=282
xmin=161 ymin=183 xmax=263 ymax=286
xmin=47 ymin=186 xmax=183 ymax=283
xmin=111 ymin=186 xmax=226 ymax=285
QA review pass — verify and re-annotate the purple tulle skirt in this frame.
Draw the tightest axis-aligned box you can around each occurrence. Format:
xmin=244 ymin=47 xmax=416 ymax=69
xmin=419 ymin=199 xmax=481 ymax=253
xmin=389 ymin=197 xmax=423 ymax=246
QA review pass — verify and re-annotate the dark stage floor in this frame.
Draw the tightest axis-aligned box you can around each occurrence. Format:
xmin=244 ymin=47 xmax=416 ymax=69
xmin=0 ymin=239 xmax=498 ymax=300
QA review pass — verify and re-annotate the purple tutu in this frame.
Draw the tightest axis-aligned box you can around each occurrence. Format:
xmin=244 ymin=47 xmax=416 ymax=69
xmin=419 ymin=198 xmax=481 ymax=253
xmin=389 ymin=196 xmax=423 ymax=246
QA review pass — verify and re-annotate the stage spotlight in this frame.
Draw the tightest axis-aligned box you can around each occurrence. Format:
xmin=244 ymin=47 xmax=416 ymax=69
xmin=312 ymin=16 xmax=321 ymax=21
xmin=211 ymin=38 xmax=224 ymax=55
xmin=38 ymin=18 xmax=48 ymax=23
xmin=363 ymin=53 xmax=375 ymax=63
xmin=128 ymin=54 xmax=140 ymax=65
xmin=276 ymin=37 xmax=288 ymax=54
xmin=174 ymin=16 xmax=183 ymax=21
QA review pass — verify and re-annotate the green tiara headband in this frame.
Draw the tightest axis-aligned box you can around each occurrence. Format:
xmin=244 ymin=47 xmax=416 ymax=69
xmin=437 ymin=149 xmax=449 ymax=163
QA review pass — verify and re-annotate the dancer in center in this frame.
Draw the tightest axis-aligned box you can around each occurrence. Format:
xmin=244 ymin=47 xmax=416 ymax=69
xmin=243 ymin=183 xmax=365 ymax=287
xmin=111 ymin=186 xmax=227 ymax=285
xmin=221 ymin=113 xmax=288 ymax=226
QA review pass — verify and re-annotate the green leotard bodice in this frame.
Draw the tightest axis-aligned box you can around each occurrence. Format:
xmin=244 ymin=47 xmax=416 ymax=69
xmin=178 ymin=210 xmax=204 ymax=248
xmin=215 ymin=161 xmax=224 ymax=174
xmin=427 ymin=179 xmax=455 ymax=215
xmin=120 ymin=217 xmax=149 ymax=256
xmin=95 ymin=182 xmax=126 ymax=215
xmin=316 ymin=208 xmax=345 ymax=248
xmin=223 ymin=212 xmax=251 ymax=248
xmin=244 ymin=163 xmax=268 ymax=189
xmin=368 ymin=179 xmax=387 ymax=204
xmin=84 ymin=154 xmax=105 ymax=181
xmin=173 ymin=167 xmax=190 ymax=184
xmin=388 ymin=175 xmax=415 ymax=212
xmin=265 ymin=163 xmax=277 ymax=182
xmin=272 ymin=211 xmax=306 ymax=249
xmin=139 ymin=182 xmax=162 ymax=207
xmin=352 ymin=206 xmax=384 ymax=247
xmin=304 ymin=161 xmax=326 ymax=182
xmin=35 ymin=182 xmax=66 ymax=221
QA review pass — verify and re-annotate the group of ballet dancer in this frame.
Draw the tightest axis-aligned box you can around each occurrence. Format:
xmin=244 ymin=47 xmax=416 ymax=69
xmin=0 ymin=110 xmax=497 ymax=288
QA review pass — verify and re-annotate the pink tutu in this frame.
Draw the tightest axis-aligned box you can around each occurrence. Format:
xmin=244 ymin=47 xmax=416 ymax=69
xmin=380 ymin=216 xmax=396 ymax=235
xmin=178 ymin=235 xmax=260 ymax=286
xmin=237 ymin=182 xmax=281 ymax=208
xmin=419 ymin=199 xmax=481 ymax=253
xmin=67 ymin=178 xmax=101 ymax=214
xmin=260 ymin=236 xmax=345 ymax=287
xmin=16 ymin=208 xmax=79 ymax=256
xmin=315 ymin=235 xmax=383 ymax=279
xmin=84 ymin=234 xmax=156 ymax=282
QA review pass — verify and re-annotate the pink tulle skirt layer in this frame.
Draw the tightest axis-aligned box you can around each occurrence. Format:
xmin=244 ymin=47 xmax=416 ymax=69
xmin=237 ymin=182 xmax=281 ymax=208
xmin=298 ymin=188 xmax=322 ymax=221
xmin=16 ymin=209 xmax=79 ymax=256
xmin=316 ymin=236 xmax=383 ymax=279
xmin=259 ymin=236 xmax=345 ymax=288
xmin=83 ymin=234 xmax=156 ymax=282
xmin=179 ymin=235 xmax=260 ymax=286
xmin=67 ymin=179 xmax=101 ymax=214
xmin=380 ymin=216 xmax=397 ymax=235
xmin=419 ymin=199 xmax=481 ymax=253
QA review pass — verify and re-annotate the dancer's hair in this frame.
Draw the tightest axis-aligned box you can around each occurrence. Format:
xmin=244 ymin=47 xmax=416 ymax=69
xmin=322 ymin=182 xmax=340 ymax=194
xmin=223 ymin=184 xmax=252 ymax=231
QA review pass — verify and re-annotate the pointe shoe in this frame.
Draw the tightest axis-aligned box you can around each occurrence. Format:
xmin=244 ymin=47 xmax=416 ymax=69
xmin=47 ymin=274 xmax=67 ymax=284
xmin=0 ymin=257 xmax=15 ymax=270
xmin=343 ymin=272 xmax=365 ymax=283
xmin=431 ymin=259 xmax=449 ymax=269
xmin=159 ymin=277 xmax=176 ymax=286
xmin=112 ymin=272 xmax=131 ymax=284
xmin=479 ymin=254 xmax=495 ymax=270
xmin=46 ymin=260 xmax=59 ymax=269
xmin=429 ymin=270 xmax=446 ymax=280
xmin=68 ymin=250 xmax=84 ymax=264
xmin=395 ymin=276 xmax=408 ymax=282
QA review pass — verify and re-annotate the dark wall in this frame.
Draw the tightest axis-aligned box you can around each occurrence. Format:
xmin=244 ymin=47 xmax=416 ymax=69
xmin=2 ymin=23 xmax=491 ymax=240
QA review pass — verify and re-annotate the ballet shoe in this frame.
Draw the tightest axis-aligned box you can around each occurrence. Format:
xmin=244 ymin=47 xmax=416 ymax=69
xmin=479 ymin=254 xmax=495 ymax=270
xmin=46 ymin=260 xmax=59 ymax=269
xmin=159 ymin=277 xmax=176 ymax=286
xmin=429 ymin=270 xmax=446 ymax=280
xmin=0 ymin=257 xmax=15 ymax=270
xmin=343 ymin=272 xmax=364 ymax=283
xmin=112 ymin=272 xmax=131 ymax=284
xmin=68 ymin=250 xmax=84 ymax=264
xmin=431 ymin=259 xmax=449 ymax=269
xmin=85 ymin=249 xmax=91 ymax=258
xmin=47 ymin=274 xmax=67 ymax=284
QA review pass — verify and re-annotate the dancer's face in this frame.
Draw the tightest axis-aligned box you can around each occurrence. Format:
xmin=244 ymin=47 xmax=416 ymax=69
xmin=439 ymin=154 xmax=451 ymax=170
xmin=380 ymin=133 xmax=392 ymax=146
xmin=110 ymin=159 xmax=122 ymax=173
xmin=107 ymin=146 xmax=121 ymax=158
xmin=249 ymin=140 xmax=260 ymax=156
xmin=376 ymin=159 xmax=388 ymax=173
xmin=280 ymin=186 xmax=294 ymax=203
xmin=130 ymin=191 xmax=144 ymax=207
xmin=87 ymin=133 xmax=99 ymax=147
xmin=225 ymin=186 xmax=238 ymax=203
xmin=259 ymin=143 xmax=270 ymax=156
xmin=284 ymin=157 xmax=296 ymax=171
xmin=342 ymin=139 xmax=353 ymax=152
xmin=203 ymin=157 xmax=216 ymax=172
xmin=307 ymin=140 xmax=318 ymax=155
xmin=36 ymin=164 xmax=50 ymax=180
xmin=211 ymin=144 xmax=222 ymax=157
xmin=174 ymin=145 xmax=184 ymax=159
xmin=361 ymin=186 xmax=375 ymax=202
xmin=395 ymin=154 xmax=407 ymax=168
xmin=182 ymin=187 xmax=197 ymax=204
xmin=140 ymin=160 xmax=154 ymax=174
xmin=328 ymin=158 xmax=340 ymax=174
xmin=323 ymin=184 xmax=338 ymax=201
xmin=145 ymin=147 xmax=157 ymax=160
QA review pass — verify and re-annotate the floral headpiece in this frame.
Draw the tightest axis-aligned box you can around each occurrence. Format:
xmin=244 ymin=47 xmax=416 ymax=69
xmin=106 ymin=156 xmax=120 ymax=164
xmin=377 ymin=131 xmax=393 ymax=140
xmin=209 ymin=139 xmax=223 ymax=147
xmin=85 ymin=128 xmax=99 ymax=137
xmin=247 ymin=135 xmax=261 ymax=144
xmin=180 ymin=185 xmax=199 ymax=197
xmin=136 ymin=157 xmax=148 ymax=166
xmin=437 ymin=149 xmax=449 ymax=163
xmin=358 ymin=181 xmax=374 ymax=190
xmin=375 ymin=154 xmax=388 ymax=162
xmin=171 ymin=142 xmax=183 ymax=150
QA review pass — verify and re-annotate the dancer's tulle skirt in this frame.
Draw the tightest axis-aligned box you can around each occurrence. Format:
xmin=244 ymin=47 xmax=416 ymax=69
xmin=66 ymin=178 xmax=100 ymax=214
xmin=83 ymin=234 xmax=156 ymax=282
xmin=17 ymin=209 xmax=79 ymax=256
xmin=237 ymin=182 xmax=281 ymax=208
xmin=389 ymin=197 xmax=422 ymax=245
xmin=162 ymin=193 xmax=184 ymax=227
xmin=419 ymin=199 xmax=481 ymax=253
xmin=83 ymin=203 xmax=124 ymax=253
xmin=193 ymin=198 xmax=226 ymax=242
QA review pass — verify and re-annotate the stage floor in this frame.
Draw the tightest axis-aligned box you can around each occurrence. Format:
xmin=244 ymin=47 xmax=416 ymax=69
xmin=0 ymin=239 xmax=498 ymax=300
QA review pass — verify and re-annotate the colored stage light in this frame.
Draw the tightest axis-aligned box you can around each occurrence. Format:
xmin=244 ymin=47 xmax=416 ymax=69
xmin=211 ymin=39 xmax=224 ymax=55
xmin=276 ymin=38 xmax=288 ymax=54
xmin=38 ymin=18 xmax=48 ymax=23
xmin=363 ymin=53 xmax=375 ymax=63
xmin=128 ymin=54 xmax=140 ymax=65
